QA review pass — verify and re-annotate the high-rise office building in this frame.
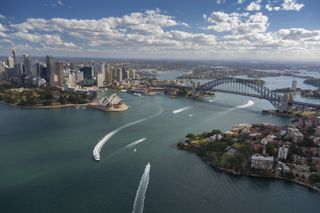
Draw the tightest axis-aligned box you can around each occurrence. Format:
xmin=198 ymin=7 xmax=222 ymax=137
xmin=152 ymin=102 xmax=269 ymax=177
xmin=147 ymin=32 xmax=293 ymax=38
xmin=292 ymin=79 xmax=297 ymax=91
xmin=80 ymin=66 xmax=94 ymax=86
xmin=6 ymin=56 xmax=14 ymax=69
xmin=117 ymin=67 xmax=123 ymax=82
xmin=129 ymin=69 xmax=136 ymax=80
xmin=23 ymin=54 xmax=32 ymax=76
xmin=55 ymin=62 xmax=65 ymax=87
xmin=46 ymin=55 xmax=55 ymax=83
xmin=105 ymin=64 xmax=113 ymax=84
xmin=12 ymin=49 xmax=16 ymax=64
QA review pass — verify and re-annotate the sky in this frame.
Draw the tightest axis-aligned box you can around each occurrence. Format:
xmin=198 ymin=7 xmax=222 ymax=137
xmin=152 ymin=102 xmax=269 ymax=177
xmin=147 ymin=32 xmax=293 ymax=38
xmin=0 ymin=0 xmax=320 ymax=61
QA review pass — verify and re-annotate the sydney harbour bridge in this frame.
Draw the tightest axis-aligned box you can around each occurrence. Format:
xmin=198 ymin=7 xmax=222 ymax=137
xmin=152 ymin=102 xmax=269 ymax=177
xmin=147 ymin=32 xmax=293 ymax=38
xmin=166 ymin=77 xmax=320 ymax=112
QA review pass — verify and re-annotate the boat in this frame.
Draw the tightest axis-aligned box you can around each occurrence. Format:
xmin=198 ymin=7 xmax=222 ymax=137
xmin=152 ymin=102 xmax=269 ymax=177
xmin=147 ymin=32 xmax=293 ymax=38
xmin=133 ymin=93 xmax=142 ymax=97
xmin=121 ymin=89 xmax=127 ymax=92
xmin=94 ymin=154 xmax=100 ymax=161
xmin=133 ymin=149 xmax=137 ymax=152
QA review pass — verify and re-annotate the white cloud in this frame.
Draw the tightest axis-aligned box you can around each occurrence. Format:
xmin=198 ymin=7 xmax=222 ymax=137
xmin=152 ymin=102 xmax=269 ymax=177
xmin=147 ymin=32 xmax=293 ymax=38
xmin=13 ymin=32 xmax=76 ymax=48
xmin=206 ymin=11 xmax=269 ymax=34
xmin=0 ymin=14 xmax=5 ymax=19
xmin=57 ymin=1 xmax=64 ymax=6
xmin=282 ymin=0 xmax=304 ymax=11
xmin=237 ymin=0 xmax=246 ymax=4
xmin=0 ymin=23 xmax=8 ymax=38
xmin=246 ymin=0 xmax=262 ymax=11
xmin=217 ymin=0 xmax=226 ymax=4
xmin=8 ymin=10 xmax=217 ymax=55
xmin=265 ymin=4 xmax=281 ymax=11
xmin=2 ymin=9 xmax=320 ymax=61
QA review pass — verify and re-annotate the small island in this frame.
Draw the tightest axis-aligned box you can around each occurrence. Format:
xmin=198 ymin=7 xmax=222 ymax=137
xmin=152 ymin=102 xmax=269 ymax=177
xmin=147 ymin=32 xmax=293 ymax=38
xmin=178 ymin=121 xmax=320 ymax=192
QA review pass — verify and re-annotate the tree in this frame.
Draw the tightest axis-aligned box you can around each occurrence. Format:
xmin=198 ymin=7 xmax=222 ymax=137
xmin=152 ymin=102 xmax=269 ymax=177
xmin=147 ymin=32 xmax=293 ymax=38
xmin=186 ymin=133 xmax=196 ymax=139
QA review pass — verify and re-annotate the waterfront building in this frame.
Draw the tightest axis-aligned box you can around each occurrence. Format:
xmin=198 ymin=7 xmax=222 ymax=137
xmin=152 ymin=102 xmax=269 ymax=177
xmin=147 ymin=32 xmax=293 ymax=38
xmin=278 ymin=146 xmax=289 ymax=160
xmin=292 ymin=79 xmax=297 ymax=91
xmin=251 ymin=154 xmax=274 ymax=170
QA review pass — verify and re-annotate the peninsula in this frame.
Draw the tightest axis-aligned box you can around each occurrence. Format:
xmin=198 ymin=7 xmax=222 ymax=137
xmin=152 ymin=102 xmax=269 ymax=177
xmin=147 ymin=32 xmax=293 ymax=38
xmin=178 ymin=120 xmax=320 ymax=192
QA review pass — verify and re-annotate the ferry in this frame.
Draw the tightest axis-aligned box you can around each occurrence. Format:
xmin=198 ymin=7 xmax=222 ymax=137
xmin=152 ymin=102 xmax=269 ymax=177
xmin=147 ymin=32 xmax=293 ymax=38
xmin=133 ymin=93 xmax=142 ymax=97
xmin=94 ymin=154 xmax=100 ymax=161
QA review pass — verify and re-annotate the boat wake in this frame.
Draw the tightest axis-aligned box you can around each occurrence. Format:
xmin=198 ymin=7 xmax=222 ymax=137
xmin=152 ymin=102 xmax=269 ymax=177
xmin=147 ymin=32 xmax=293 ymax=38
xmin=172 ymin=107 xmax=190 ymax=114
xmin=93 ymin=107 xmax=163 ymax=161
xmin=126 ymin=138 xmax=147 ymax=149
xmin=236 ymin=100 xmax=254 ymax=109
xmin=132 ymin=163 xmax=151 ymax=213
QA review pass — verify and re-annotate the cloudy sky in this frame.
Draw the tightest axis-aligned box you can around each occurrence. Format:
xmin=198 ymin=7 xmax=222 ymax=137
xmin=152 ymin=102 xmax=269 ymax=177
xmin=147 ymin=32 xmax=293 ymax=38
xmin=0 ymin=0 xmax=319 ymax=61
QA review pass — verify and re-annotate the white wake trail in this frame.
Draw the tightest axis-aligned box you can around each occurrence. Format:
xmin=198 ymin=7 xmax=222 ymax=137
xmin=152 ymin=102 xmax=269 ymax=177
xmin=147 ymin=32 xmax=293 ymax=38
xmin=172 ymin=106 xmax=190 ymax=114
xmin=126 ymin=138 xmax=147 ymax=149
xmin=132 ymin=163 xmax=151 ymax=213
xmin=236 ymin=100 xmax=254 ymax=109
xmin=93 ymin=107 xmax=163 ymax=161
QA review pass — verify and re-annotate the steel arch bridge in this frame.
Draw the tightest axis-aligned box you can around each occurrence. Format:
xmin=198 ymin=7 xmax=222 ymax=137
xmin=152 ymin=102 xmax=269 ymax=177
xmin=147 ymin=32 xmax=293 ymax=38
xmin=198 ymin=78 xmax=320 ymax=111
xmin=200 ymin=78 xmax=284 ymax=109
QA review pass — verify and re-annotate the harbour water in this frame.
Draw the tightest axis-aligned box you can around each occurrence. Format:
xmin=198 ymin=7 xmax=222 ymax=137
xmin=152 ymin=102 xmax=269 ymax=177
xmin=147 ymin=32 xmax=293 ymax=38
xmin=0 ymin=74 xmax=320 ymax=212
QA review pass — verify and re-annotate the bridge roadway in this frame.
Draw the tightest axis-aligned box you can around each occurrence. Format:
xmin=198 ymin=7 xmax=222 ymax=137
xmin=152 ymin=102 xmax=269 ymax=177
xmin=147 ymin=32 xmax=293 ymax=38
xmin=165 ymin=78 xmax=320 ymax=110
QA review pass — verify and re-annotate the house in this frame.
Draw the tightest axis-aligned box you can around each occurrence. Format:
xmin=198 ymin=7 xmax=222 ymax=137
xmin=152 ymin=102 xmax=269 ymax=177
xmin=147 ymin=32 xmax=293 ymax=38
xmin=312 ymin=157 xmax=320 ymax=171
xmin=293 ymin=154 xmax=307 ymax=165
xmin=287 ymin=127 xmax=304 ymax=143
xmin=251 ymin=154 xmax=274 ymax=170
xmin=225 ymin=146 xmax=238 ymax=156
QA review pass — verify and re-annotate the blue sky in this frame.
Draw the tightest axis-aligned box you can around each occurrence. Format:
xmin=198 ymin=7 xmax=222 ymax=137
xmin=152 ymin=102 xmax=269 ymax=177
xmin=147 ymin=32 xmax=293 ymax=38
xmin=0 ymin=0 xmax=319 ymax=61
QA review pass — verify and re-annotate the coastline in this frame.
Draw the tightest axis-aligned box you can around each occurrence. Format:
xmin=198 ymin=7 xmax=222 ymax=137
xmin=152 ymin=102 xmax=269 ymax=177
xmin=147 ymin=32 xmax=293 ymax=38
xmin=0 ymin=101 xmax=129 ymax=113
xmin=0 ymin=101 xmax=97 ymax=110
xmin=177 ymin=143 xmax=320 ymax=193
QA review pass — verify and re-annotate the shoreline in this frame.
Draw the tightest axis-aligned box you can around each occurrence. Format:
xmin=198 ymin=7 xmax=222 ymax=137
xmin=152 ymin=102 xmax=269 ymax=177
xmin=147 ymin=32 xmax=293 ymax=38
xmin=0 ymin=101 xmax=129 ymax=112
xmin=0 ymin=101 xmax=97 ymax=110
xmin=178 ymin=144 xmax=320 ymax=193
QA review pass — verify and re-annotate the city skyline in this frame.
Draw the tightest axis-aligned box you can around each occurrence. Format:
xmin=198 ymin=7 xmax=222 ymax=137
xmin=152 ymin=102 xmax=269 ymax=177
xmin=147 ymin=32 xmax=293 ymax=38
xmin=0 ymin=0 xmax=320 ymax=61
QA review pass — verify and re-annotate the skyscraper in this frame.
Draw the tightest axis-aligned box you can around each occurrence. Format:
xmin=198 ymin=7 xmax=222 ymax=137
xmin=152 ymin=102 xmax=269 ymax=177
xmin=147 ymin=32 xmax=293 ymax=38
xmin=12 ymin=48 xmax=16 ymax=64
xmin=6 ymin=56 xmax=14 ymax=69
xmin=117 ymin=67 xmax=123 ymax=82
xmin=292 ymin=79 xmax=297 ymax=91
xmin=46 ymin=55 xmax=55 ymax=83
xmin=55 ymin=62 xmax=65 ymax=87
xmin=80 ymin=66 xmax=94 ymax=86
xmin=23 ymin=54 xmax=32 ymax=76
